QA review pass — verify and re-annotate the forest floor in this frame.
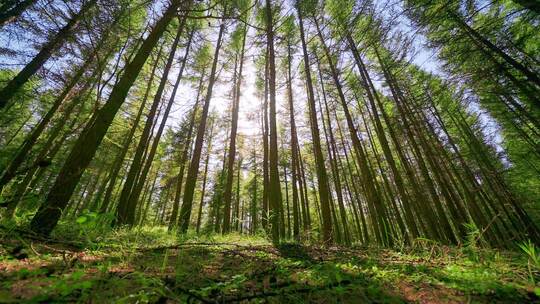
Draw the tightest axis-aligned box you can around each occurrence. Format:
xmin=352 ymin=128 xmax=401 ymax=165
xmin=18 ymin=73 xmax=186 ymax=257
xmin=0 ymin=225 xmax=539 ymax=303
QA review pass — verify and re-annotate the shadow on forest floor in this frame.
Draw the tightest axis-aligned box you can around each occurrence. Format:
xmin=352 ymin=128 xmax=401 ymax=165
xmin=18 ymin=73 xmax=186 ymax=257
xmin=0 ymin=226 xmax=538 ymax=303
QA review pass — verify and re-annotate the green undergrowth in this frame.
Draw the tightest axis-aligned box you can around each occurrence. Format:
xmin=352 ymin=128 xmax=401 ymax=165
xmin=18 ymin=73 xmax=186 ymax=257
xmin=0 ymin=223 xmax=538 ymax=303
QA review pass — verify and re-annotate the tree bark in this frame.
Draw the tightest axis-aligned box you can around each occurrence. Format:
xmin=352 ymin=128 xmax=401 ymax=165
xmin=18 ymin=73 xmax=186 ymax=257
xmin=222 ymin=23 xmax=247 ymax=233
xmin=265 ymin=0 xmax=283 ymax=243
xmin=127 ymin=27 xmax=194 ymax=227
xmin=29 ymin=2 xmax=182 ymax=236
xmin=0 ymin=0 xmax=35 ymax=27
xmin=0 ymin=0 xmax=98 ymax=108
xmin=285 ymin=36 xmax=301 ymax=241
xmin=177 ymin=19 xmax=225 ymax=233
xmin=196 ymin=119 xmax=214 ymax=234
xmin=169 ymin=55 xmax=204 ymax=231
xmin=315 ymin=18 xmax=388 ymax=245
xmin=296 ymin=3 xmax=334 ymax=244
xmin=116 ymin=20 xmax=187 ymax=226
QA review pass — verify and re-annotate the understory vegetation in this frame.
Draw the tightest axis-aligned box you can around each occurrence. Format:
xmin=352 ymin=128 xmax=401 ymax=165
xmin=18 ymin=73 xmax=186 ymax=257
xmin=1 ymin=221 xmax=539 ymax=303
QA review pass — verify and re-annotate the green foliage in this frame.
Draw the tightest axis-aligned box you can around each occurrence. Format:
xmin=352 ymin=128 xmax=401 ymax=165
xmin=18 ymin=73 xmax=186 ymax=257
xmin=0 ymin=70 xmax=40 ymax=168
xmin=519 ymin=240 xmax=540 ymax=269
xmin=462 ymin=222 xmax=487 ymax=262
xmin=1 ymin=226 xmax=539 ymax=302
xmin=404 ymin=0 xmax=540 ymax=222
xmin=193 ymin=42 xmax=212 ymax=73
xmin=54 ymin=211 xmax=115 ymax=246
xmin=326 ymin=0 xmax=354 ymax=32
xmin=518 ymin=240 xmax=540 ymax=284
xmin=0 ymin=2 xmax=539 ymax=303
xmin=296 ymin=0 xmax=319 ymax=18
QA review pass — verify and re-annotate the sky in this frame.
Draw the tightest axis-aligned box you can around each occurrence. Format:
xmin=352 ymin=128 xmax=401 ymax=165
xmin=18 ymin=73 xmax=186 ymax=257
xmin=0 ymin=0 xmax=507 ymax=174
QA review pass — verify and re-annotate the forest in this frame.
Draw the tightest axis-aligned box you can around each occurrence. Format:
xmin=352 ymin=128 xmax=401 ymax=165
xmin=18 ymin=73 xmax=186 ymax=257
xmin=0 ymin=0 xmax=539 ymax=302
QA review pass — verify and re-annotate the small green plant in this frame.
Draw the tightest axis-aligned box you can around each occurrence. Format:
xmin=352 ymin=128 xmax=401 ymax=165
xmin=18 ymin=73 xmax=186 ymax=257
xmin=161 ymin=249 xmax=170 ymax=275
xmin=55 ymin=210 xmax=116 ymax=247
xmin=463 ymin=222 xmax=484 ymax=262
xmin=464 ymin=222 xmax=480 ymax=248
xmin=518 ymin=240 xmax=539 ymax=284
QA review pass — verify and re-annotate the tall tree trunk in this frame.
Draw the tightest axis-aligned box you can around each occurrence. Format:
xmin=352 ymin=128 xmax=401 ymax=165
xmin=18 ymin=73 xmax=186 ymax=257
xmin=285 ymin=36 xmax=301 ymax=241
xmin=250 ymin=148 xmax=259 ymax=234
xmin=127 ymin=27 xmax=194 ymax=227
xmin=0 ymin=0 xmax=35 ymax=27
xmin=137 ymin=165 xmax=160 ymax=226
xmin=395 ymin=80 xmax=458 ymax=242
xmin=265 ymin=0 xmax=283 ymax=243
xmin=29 ymin=2 xmax=182 ymax=236
xmin=0 ymin=14 xmax=117 ymax=192
xmin=99 ymin=78 xmax=155 ymax=214
xmin=4 ymin=95 xmax=85 ymax=217
xmin=222 ymin=23 xmax=247 ymax=233
xmin=315 ymin=64 xmax=351 ymax=245
xmin=346 ymin=34 xmax=421 ymax=243
xmin=196 ymin=119 xmax=214 ymax=234
xmin=450 ymin=11 xmax=540 ymax=90
xmin=169 ymin=66 xmax=205 ymax=231
xmin=178 ymin=19 xmax=225 ymax=233
xmin=261 ymin=46 xmax=270 ymax=231
xmin=297 ymin=148 xmax=311 ymax=231
xmin=314 ymin=18 xmax=390 ymax=245
xmin=116 ymin=20 xmax=186 ymax=226
xmin=334 ymin=110 xmax=369 ymax=243
xmin=0 ymin=0 xmax=98 ymax=108
xmin=282 ymin=160 xmax=291 ymax=238
xmin=234 ymin=156 xmax=243 ymax=231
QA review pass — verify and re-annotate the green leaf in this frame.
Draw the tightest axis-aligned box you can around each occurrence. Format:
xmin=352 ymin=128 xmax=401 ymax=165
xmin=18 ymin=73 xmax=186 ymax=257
xmin=76 ymin=216 xmax=87 ymax=224
xmin=335 ymin=271 xmax=342 ymax=283
xmin=71 ymin=270 xmax=85 ymax=280
xmin=81 ymin=280 xmax=93 ymax=289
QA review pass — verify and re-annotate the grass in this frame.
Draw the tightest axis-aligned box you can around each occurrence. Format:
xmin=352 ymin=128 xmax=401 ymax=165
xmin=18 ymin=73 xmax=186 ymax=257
xmin=0 ymin=222 xmax=539 ymax=303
